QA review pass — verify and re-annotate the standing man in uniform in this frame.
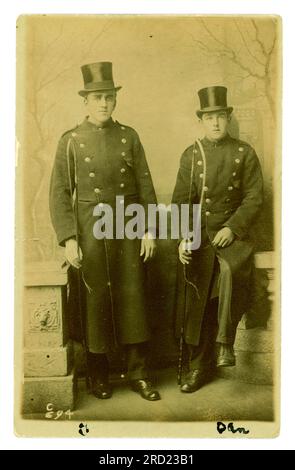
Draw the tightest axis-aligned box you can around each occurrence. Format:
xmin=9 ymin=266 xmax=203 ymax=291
xmin=50 ymin=62 xmax=161 ymax=401
xmin=172 ymin=86 xmax=264 ymax=393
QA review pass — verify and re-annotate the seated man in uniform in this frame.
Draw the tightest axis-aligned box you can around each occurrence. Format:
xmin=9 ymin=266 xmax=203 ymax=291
xmin=50 ymin=62 xmax=161 ymax=401
xmin=172 ymin=86 xmax=264 ymax=393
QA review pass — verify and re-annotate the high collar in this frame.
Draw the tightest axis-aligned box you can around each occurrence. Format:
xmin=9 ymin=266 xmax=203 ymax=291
xmin=80 ymin=116 xmax=116 ymax=131
xmin=202 ymin=133 xmax=232 ymax=148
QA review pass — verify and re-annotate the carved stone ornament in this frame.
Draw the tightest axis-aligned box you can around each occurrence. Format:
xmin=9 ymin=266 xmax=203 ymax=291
xmin=28 ymin=301 xmax=60 ymax=332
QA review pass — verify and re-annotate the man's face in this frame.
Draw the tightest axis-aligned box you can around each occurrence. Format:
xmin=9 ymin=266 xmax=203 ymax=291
xmin=84 ymin=91 xmax=116 ymax=125
xmin=201 ymin=110 xmax=231 ymax=141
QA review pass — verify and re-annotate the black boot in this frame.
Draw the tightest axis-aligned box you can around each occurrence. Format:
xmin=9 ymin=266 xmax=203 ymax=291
xmin=130 ymin=379 xmax=161 ymax=401
xmin=88 ymin=352 xmax=112 ymax=399
xmin=216 ymin=343 xmax=236 ymax=367
xmin=92 ymin=378 xmax=112 ymax=399
xmin=180 ymin=369 xmax=211 ymax=393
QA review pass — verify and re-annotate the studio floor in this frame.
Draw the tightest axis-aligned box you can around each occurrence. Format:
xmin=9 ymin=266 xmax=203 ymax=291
xmin=24 ymin=367 xmax=274 ymax=423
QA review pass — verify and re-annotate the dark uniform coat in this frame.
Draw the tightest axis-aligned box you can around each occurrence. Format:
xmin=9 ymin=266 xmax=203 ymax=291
xmin=172 ymin=133 xmax=264 ymax=346
xmin=50 ymin=117 xmax=157 ymax=353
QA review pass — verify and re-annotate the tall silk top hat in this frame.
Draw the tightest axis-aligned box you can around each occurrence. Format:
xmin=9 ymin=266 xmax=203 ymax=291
xmin=78 ymin=62 xmax=122 ymax=97
xmin=196 ymin=86 xmax=233 ymax=118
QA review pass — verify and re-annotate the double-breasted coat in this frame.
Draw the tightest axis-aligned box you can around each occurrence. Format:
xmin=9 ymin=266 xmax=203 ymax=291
xmin=49 ymin=117 xmax=157 ymax=353
xmin=172 ymin=134 xmax=264 ymax=346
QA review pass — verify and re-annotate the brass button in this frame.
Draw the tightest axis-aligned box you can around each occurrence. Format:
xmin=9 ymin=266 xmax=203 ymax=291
xmin=232 ymin=172 xmax=237 ymax=176
xmin=89 ymin=172 xmax=95 ymax=178
xmin=94 ymin=188 xmax=100 ymax=194
xmin=239 ymin=147 xmax=244 ymax=152
xmin=71 ymin=132 xmax=77 ymax=137
xmin=205 ymin=211 xmax=211 ymax=216
xmin=120 ymin=183 xmax=125 ymax=188
xmin=85 ymin=157 xmax=91 ymax=163
xmin=203 ymin=186 xmax=208 ymax=192
xmin=121 ymin=138 xmax=127 ymax=144
xmin=193 ymin=149 xmax=198 ymax=154
xmin=205 ymin=198 xmax=211 ymax=204
xmin=235 ymin=158 xmax=240 ymax=164
xmin=121 ymin=126 xmax=126 ymax=130
xmin=80 ymin=143 xmax=85 ymax=148
xmin=121 ymin=152 xmax=126 ymax=156
xmin=199 ymin=173 xmax=204 ymax=178
xmin=197 ymin=161 xmax=202 ymax=166
xmin=120 ymin=168 xmax=126 ymax=173
xmin=144 ymin=172 xmax=149 ymax=176
xmin=228 ymin=186 xmax=233 ymax=191
xmin=225 ymin=198 xmax=231 ymax=203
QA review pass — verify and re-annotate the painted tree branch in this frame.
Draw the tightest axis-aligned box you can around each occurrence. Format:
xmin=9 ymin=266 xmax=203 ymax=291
xmin=234 ymin=20 xmax=265 ymax=67
xmin=190 ymin=19 xmax=277 ymax=120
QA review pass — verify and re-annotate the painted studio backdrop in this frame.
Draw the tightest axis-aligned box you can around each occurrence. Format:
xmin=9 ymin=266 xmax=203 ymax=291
xmin=17 ymin=16 xmax=280 ymax=367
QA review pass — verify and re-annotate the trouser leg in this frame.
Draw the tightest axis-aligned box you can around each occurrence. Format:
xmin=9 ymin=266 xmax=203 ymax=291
xmin=188 ymin=298 xmax=219 ymax=371
xmin=215 ymin=254 xmax=237 ymax=344
xmin=125 ymin=342 xmax=148 ymax=381
xmin=88 ymin=352 xmax=109 ymax=383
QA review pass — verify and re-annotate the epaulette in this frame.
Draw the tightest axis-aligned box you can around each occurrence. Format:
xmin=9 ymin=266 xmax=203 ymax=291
xmin=182 ymin=144 xmax=195 ymax=155
xmin=115 ymin=120 xmax=134 ymax=133
xmin=236 ymin=138 xmax=251 ymax=150
xmin=60 ymin=125 xmax=79 ymax=139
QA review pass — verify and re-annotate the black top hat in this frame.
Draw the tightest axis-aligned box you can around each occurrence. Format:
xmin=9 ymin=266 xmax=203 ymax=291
xmin=196 ymin=86 xmax=233 ymax=118
xmin=78 ymin=62 xmax=122 ymax=97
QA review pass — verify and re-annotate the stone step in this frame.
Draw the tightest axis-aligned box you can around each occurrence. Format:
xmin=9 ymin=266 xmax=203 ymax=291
xmin=217 ymin=326 xmax=275 ymax=385
xmin=234 ymin=326 xmax=274 ymax=353
xmin=22 ymin=367 xmax=77 ymax=414
xmin=217 ymin=350 xmax=274 ymax=385
xmin=24 ymin=342 xmax=73 ymax=377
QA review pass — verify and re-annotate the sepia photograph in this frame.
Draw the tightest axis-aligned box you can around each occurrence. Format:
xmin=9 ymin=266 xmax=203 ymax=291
xmin=15 ymin=14 xmax=281 ymax=438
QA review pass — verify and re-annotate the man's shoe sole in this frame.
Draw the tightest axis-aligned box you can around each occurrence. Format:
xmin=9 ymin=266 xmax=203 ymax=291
xmin=216 ymin=359 xmax=236 ymax=367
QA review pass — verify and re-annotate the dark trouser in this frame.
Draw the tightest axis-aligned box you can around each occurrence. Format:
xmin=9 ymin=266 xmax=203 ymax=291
xmin=185 ymin=298 xmax=219 ymax=372
xmin=88 ymin=342 xmax=148 ymax=383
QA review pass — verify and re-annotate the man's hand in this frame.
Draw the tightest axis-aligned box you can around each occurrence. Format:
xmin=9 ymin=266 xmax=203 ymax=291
xmin=212 ymin=227 xmax=235 ymax=248
xmin=140 ymin=232 xmax=156 ymax=262
xmin=65 ymin=239 xmax=83 ymax=269
xmin=178 ymin=239 xmax=192 ymax=265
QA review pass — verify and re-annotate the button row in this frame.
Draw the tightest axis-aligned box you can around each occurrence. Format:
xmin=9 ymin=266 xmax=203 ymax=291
xmin=205 ymin=209 xmax=233 ymax=216
xmin=95 ymin=184 xmax=125 ymax=192
xmin=90 ymin=168 xmax=127 ymax=178
xmin=76 ymin=137 xmax=128 ymax=149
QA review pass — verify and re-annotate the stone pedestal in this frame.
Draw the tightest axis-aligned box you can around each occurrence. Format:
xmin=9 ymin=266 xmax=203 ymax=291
xmin=22 ymin=262 xmax=77 ymax=414
xmin=217 ymin=251 xmax=276 ymax=385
